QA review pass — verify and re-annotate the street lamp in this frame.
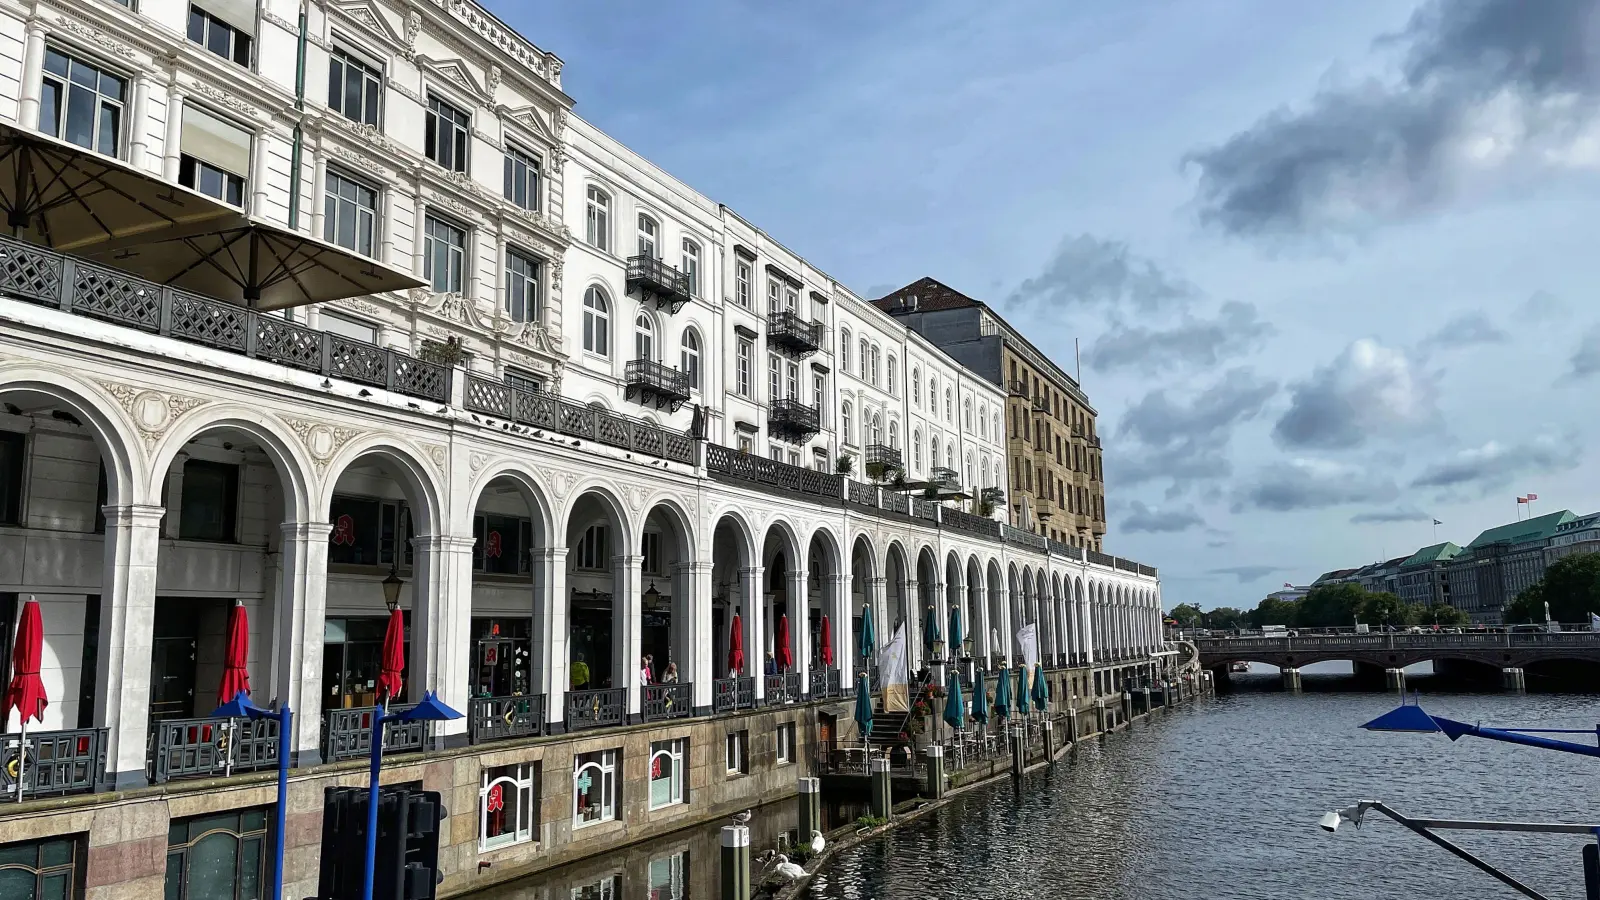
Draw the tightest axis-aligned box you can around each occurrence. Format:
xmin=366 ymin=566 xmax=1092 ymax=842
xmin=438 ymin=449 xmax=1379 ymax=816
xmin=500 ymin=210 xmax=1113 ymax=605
xmin=361 ymin=692 xmax=461 ymax=900
xmin=381 ymin=563 xmax=403 ymax=612
xmin=210 ymin=694 xmax=291 ymax=900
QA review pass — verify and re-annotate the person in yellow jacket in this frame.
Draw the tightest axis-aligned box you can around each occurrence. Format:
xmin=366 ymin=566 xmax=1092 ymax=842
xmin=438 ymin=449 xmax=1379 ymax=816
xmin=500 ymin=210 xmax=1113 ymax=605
xmin=570 ymin=652 xmax=590 ymax=690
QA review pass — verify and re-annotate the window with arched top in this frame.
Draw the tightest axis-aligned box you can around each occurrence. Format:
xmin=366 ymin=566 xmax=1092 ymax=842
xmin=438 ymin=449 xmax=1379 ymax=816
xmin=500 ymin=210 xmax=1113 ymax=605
xmin=680 ymin=328 xmax=700 ymax=389
xmin=945 ymin=388 xmax=953 ymax=422
xmin=869 ymin=411 xmax=882 ymax=445
xmin=681 ymin=239 xmax=701 ymax=296
xmin=964 ymin=398 xmax=973 ymax=432
xmin=573 ymin=749 xmax=617 ymax=826
xmin=946 ymin=443 xmax=954 ymax=469
xmin=966 ymin=452 xmax=975 ymax=488
xmin=635 ymin=313 xmax=656 ymax=361
xmin=912 ymin=430 xmax=923 ymax=470
xmin=858 ymin=339 xmax=869 ymax=379
xmin=887 ymin=355 xmax=898 ymax=395
xmin=583 ymin=286 xmax=610 ymax=355
xmin=839 ymin=328 xmax=851 ymax=373
xmin=841 ymin=401 xmax=854 ymax=445
xmin=928 ymin=375 xmax=937 ymax=412
xmin=869 ymin=346 xmax=880 ymax=385
xmin=889 ymin=420 xmax=900 ymax=448
xmin=930 ymin=434 xmax=940 ymax=468
xmin=585 ymin=187 xmax=610 ymax=251
xmin=637 ymin=213 xmax=658 ymax=258
xmin=911 ymin=368 xmax=921 ymax=407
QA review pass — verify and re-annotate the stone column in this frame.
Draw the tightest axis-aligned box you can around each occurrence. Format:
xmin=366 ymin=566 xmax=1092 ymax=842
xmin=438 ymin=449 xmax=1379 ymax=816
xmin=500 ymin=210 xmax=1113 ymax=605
xmin=1281 ymin=667 xmax=1302 ymax=694
xmin=829 ymin=573 xmax=851 ymax=691
xmin=741 ymin=565 xmax=764 ymax=701
xmin=162 ymin=87 xmax=185 ymax=182
xmin=867 ymin=575 xmax=887 ymax=669
xmin=1502 ymin=667 xmax=1526 ymax=693
xmin=251 ymin=125 xmax=272 ymax=216
xmin=17 ymin=19 xmax=46 ymax=130
xmin=1078 ymin=589 xmax=1093 ymax=667
xmin=96 ymin=504 xmax=164 ymax=788
xmin=788 ymin=565 xmax=808 ymax=694
xmin=679 ymin=560 xmax=714 ymax=714
xmin=613 ymin=553 xmax=643 ymax=721
xmin=904 ymin=578 xmax=921 ymax=671
xmin=410 ymin=174 xmax=428 ymax=279
xmin=309 ymin=148 xmax=329 ymax=239
xmin=531 ymin=547 xmax=568 ymax=733
xmin=411 ymin=534 xmax=476 ymax=745
xmin=989 ymin=583 xmax=1008 ymax=666
xmin=380 ymin=188 xmax=399 ymax=266
xmin=128 ymin=75 xmax=152 ymax=169
xmin=273 ymin=522 xmax=331 ymax=764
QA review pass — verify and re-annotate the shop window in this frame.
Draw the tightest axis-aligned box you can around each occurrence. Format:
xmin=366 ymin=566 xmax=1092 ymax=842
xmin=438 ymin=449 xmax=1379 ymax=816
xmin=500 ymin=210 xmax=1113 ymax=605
xmin=573 ymin=749 xmax=618 ymax=828
xmin=0 ymin=430 xmax=24 ymax=525
xmin=0 ymin=834 xmax=83 ymax=900
xmin=179 ymin=460 xmax=237 ymax=542
xmin=323 ymin=614 xmax=409 ymax=711
xmin=479 ymin=762 xmax=538 ymax=851
xmin=725 ymin=730 xmax=748 ymax=775
xmin=473 ymin=514 xmax=532 ymax=575
xmin=328 ymin=494 xmax=411 ymax=567
xmin=165 ymin=807 xmax=270 ymax=900
xmin=648 ymin=739 xmax=686 ymax=809
xmin=471 ymin=617 xmax=532 ymax=698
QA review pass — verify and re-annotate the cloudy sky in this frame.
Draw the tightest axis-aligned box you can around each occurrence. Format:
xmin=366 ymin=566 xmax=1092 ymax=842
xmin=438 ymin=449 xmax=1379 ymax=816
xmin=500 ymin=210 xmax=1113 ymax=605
xmin=493 ymin=0 xmax=1600 ymax=610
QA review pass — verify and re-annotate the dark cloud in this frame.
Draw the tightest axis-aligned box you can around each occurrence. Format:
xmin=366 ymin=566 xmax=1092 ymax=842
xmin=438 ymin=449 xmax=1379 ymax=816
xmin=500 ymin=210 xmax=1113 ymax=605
xmin=1420 ymin=311 xmax=1507 ymax=351
xmin=1520 ymin=290 xmax=1568 ymax=323
xmin=1349 ymin=507 xmax=1434 ymax=524
xmin=1087 ymin=302 xmax=1274 ymax=374
xmin=1273 ymin=339 xmax=1437 ymax=450
xmin=1208 ymin=565 xmax=1282 ymax=584
xmin=1110 ymin=369 xmax=1278 ymax=490
xmin=1569 ymin=325 xmax=1600 ymax=379
xmin=1232 ymin=458 xmax=1399 ymax=513
xmin=1008 ymin=234 xmax=1193 ymax=314
xmin=1186 ymin=0 xmax=1600 ymax=237
xmin=1122 ymin=500 xmax=1205 ymax=533
xmin=1410 ymin=435 xmax=1581 ymax=495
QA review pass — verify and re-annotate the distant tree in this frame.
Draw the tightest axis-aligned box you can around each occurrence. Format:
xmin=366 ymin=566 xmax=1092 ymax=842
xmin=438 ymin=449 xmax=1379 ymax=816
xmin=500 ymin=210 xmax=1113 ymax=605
xmin=1421 ymin=603 xmax=1470 ymax=627
xmin=1506 ymin=582 xmax=1545 ymax=624
xmin=1170 ymin=603 xmax=1203 ymax=627
xmin=1358 ymin=591 xmax=1412 ymax=629
xmin=1250 ymin=596 xmax=1298 ymax=628
xmin=1299 ymin=583 xmax=1365 ymax=628
xmin=1206 ymin=607 xmax=1247 ymax=630
xmin=1537 ymin=552 xmax=1600 ymax=623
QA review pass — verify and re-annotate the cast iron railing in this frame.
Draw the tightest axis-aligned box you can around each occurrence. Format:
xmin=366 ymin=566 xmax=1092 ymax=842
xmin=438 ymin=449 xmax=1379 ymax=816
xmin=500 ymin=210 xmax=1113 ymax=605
xmin=767 ymin=310 xmax=823 ymax=356
xmin=706 ymin=444 xmax=842 ymax=500
xmin=323 ymin=704 xmax=429 ymax=761
xmin=149 ymin=715 xmax=280 ymax=783
xmin=929 ymin=467 xmax=961 ymax=492
xmin=643 ymin=683 xmax=692 ymax=721
xmin=1087 ymin=550 xmax=1115 ymax=567
xmin=468 ymin=694 xmax=545 ymax=744
xmin=624 ymin=359 xmax=692 ymax=410
xmin=566 ymin=688 xmax=625 ymax=730
xmin=0 ymin=235 xmax=449 ymax=402
xmin=865 ymin=443 xmax=902 ymax=472
xmin=627 ymin=255 xmax=693 ymax=312
xmin=464 ymin=374 xmax=696 ymax=463
xmin=882 ymin=490 xmax=910 ymax=516
xmin=1003 ymin=525 xmax=1048 ymax=552
xmin=847 ymin=479 xmax=878 ymax=508
xmin=713 ymin=677 xmax=739 ymax=713
xmin=940 ymin=506 xmax=1001 ymax=538
xmin=765 ymin=673 xmax=791 ymax=704
xmin=1115 ymin=557 xmax=1139 ymax=573
xmin=769 ymin=398 xmax=821 ymax=441
xmin=1 ymin=727 xmax=105 ymax=798
xmin=736 ymin=675 xmax=756 ymax=709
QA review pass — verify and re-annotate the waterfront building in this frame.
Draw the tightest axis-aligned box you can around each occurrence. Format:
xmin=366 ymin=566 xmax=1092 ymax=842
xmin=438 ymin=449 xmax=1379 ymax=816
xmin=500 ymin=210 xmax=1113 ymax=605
xmin=1546 ymin=511 xmax=1600 ymax=564
xmin=1395 ymin=543 xmax=1460 ymax=608
xmin=871 ymin=278 xmax=1107 ymax=550
xmin=1447 ymin=511 xmax=1575 ymax=624
xmin=0 ymin=0 xmax=1163 ymax=895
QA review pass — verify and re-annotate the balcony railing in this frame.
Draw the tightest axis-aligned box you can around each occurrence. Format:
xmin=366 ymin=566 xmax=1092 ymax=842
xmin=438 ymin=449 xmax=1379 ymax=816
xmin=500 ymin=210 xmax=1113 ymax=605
xmin=929 ymin=467 xmax=961 ymax=492
xmin=1032 ymin=395 xmax=1049 ymax=413
xmin=624 ymin=359 xmax=692 ymax=411
xmin=149 ymin=715 xmax=280 ymax=784
xmin=567 ymin=688 xmax=625 ymax=731
xmin=865 ymin=443 xmax=903 ymax=473
xmin=0 ymin=235 xmax=451 ymax=403
xmin=706 ymin=444 xmax=842 ymax=500
xmin=940 ymin=506 xmax=1001 ymax=538
xmin=465 ymin=374 xmax=696 ymax=464
xmin=323 ymin=704 xmax=429 ymax=762
xmin=766 ymin=673 xmax=796 ymax=704
xmin=882 ymin=490 xmax=910 ymax=516
xmin=847 ymin=479 xmax=878 ymax=508
xmin=1008 ymin=379 xmax=1028 ymax=396
xmin=713 ymin=677 xmax=739 ymax=713
xmin=767 ymin=310 xmax=823 ymax=357
xmin=1087 ymin=550 xmax=1115 ymax=567
xmin=769 ymin=398 xmax=821 ymax=441
xmin=1004 ymin=525 xmax=1048 ymax=552
xmin=468 ymin=695 xmax=545 ymax=744
xmin=643 ymin=683 xmax=693 ymax=721
xmin=1 ymin=727 xmax=105 ymax=798
xmin=627 ymin=255 xmax=693 ymax=313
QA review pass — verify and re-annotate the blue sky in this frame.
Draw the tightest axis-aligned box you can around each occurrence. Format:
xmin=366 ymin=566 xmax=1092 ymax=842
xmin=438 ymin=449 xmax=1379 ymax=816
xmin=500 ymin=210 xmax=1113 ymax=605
xmin=491 ymin=0 xmax=1600 ymax=610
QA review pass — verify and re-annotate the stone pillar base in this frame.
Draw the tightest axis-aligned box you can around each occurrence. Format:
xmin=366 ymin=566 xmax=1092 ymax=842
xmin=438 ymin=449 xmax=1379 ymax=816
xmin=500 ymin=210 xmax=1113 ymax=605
xmin=1502 ymin=667 xmax=1526 ymax=693
xmin=1385 ymin=667 xmax=1405 ymax=694
xmin=1281 ymin=667 xmax=1302 ymax=694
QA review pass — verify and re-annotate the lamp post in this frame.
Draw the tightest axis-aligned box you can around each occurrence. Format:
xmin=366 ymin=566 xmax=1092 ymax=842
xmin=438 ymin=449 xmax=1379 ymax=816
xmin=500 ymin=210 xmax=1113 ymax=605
xmin=381 ymin=563 xmax=403 ymax=613
xmin=359 ymin=693 xmax=462 ymax=900
xmin=210 ymin=695 xmax=290 ymax=900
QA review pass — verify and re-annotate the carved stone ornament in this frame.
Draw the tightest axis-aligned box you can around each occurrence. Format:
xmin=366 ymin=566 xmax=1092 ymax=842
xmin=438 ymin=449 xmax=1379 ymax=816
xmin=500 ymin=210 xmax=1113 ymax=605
xmin=282 ymin=416 xmax=360 ymax=474
xmin=469 ymin=451 xmax=489 ymax=473
xmin=189 ymin=81 xmax=259 ymax=119
xmin=486 ymin=65 xmax=502 ymax=97
xmin=551 ymin=470 xmax=576 ymax=501
xmin=53 ymin=17 xmax=136 ymax=59
xmin=100 ymin=381 xmax=207 ymax=448
xmin=405 ymin=10 xmax=421 ymax=57
xmin=628 ymin=486 xmax=647 ymax=513
xmin=423 ymin=443 xmax=448 ymax=473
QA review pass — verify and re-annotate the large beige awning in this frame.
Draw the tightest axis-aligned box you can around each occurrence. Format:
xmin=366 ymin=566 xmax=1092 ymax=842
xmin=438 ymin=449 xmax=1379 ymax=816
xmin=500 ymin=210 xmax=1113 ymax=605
xmin=0 ymin=121 xmax=423 ymax=311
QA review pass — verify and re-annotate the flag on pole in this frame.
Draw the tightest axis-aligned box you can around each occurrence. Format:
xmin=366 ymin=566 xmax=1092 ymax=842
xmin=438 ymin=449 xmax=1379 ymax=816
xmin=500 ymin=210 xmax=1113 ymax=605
xmin=1283 ymin=582 xmax=1293 ymax=589
xmin=1432 ymin=519 xmax=1442 ymax=525
xmin=1527 ymin=493 xmax=1538 ymax=501
xmin=1516 ymin=496 xmax=1529 ymax=504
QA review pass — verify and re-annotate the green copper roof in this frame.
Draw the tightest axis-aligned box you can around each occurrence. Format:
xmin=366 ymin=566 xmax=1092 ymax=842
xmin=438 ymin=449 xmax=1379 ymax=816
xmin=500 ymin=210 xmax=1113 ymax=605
xmin=1465 ymin=510 xmax=1575 ymax=549
xmin=1400 ymin=542 xmax=1460 ymax=568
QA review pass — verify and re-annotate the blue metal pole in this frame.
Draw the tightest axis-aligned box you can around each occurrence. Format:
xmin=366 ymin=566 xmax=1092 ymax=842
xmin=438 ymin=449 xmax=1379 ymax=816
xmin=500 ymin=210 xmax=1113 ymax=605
xmin=361 ymin=702 xmax=386 ymax=900
xmin=272 ymin=705 xmax=291 ymax=900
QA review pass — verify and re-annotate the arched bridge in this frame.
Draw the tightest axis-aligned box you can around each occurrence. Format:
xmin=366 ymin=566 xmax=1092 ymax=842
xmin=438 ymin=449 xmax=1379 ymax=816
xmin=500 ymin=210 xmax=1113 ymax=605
xmin=1193 ymin=632 xmax=1600 ymax=672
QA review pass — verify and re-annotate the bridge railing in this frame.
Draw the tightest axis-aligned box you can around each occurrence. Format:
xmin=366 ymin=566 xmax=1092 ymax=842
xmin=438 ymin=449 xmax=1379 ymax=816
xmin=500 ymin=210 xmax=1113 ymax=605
xmin=1194 ymin=631 xmax=1600 ymax=655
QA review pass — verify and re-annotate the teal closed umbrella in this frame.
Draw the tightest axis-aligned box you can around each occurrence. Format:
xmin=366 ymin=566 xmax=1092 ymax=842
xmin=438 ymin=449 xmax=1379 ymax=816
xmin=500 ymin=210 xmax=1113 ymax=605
xmin=943 ymin=670 xmax=964 ymax=729
xmin=1013 ymin=667 xmax=1028 ymax=718
xmin=948 ymin=605 xmax=963 ymax=658
xmin=923 ymin=605 xmax=942 ymax=657
xmin=971 ymin=669 xmax=989 ymax=725
xmin=860 ymin=605 xmax=876 ymax=661
xmin=993 ymin=664 xmax=1012 ymax=719
xmin=1032 ymin=665 xmax=1049 ymax=711
xmin=853 ymin=672 xmax=873 ymax=741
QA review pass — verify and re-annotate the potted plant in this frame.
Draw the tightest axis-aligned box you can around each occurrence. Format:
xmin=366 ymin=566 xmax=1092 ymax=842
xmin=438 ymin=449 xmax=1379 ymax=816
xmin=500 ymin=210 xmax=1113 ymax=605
xmin=835 ymin=455 xmax=854 ymax=475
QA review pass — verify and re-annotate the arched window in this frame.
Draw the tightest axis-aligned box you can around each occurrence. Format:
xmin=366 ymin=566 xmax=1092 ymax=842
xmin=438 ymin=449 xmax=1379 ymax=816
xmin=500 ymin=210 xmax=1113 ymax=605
xmin=930 ymin=434 xmax=940 ymax=469
xmin=681 ymin=239 xmax=701 ymax=296
xmin=911 ymin=368 xmax=921 ymax=407
xmin=869 ymin=346 xmax=880 ymax=385
xmin=946 ymin=443 xmax=954 ymax=469
xmin=928 ymin=375 xmax=937 ymax=412
xmin=636 ymin=214 xmax=658 ymax=258
xmin=681 ymin=328 xmax=700 ymax=390
xmin=993 ymin=411 xmax=1002 ymax=443
xmin=912 ymin=430 xmax=922 ymax=470
xmin=945 ymin=388 xmax=953 ymax=421
xmin=869 ymin=411 xmax=882 ymax=445
xmin=887 ymin=355 xmax=898 ymax=395
xmin=841 ymin=401 xmax=854 ymax=445
xmin=964 ymin=398 xmax=973 ymax=432
xmin=859 ymin=339 xmax=869 ymax=379
xmin=635 ymin=312 xmax=655 ymax=361
xmin=889 ymin=420 xmax=900 ymax=448
xmin=966 ymin=452 xmax=975 ymax=488
xmin=585 ymin=186 xmax=610 ymax=251
xmin=583 ymin=286 xmax=610 ymax=355
xmin=839 ymin=328 xmax=851 ymax=373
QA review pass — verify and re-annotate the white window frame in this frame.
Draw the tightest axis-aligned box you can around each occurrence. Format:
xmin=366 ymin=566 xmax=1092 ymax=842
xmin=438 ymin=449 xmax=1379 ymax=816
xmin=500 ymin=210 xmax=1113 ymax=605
xmin=586 ymin=186 xmax=611 ymax=251
xmin=583 ymin=286 xmax=611 ymax=356
xmin=649 ymin=738 xmax=687 ymax=810
xmin=736 ymin=339 xmax=753 ymax=398
xmin=776 ymin=722 xmax=795 ymax=764
xmin=682 ymin=239 xmax=701 ymax=297
xmin=725 ymin=730 xmax=748 ymax=774
xmin=635 ymin=312 xmax=656 ymax=362
xmin=736 ymin=262 xmax=752 ymax=309
xmin=479 ymin=762 xmax=536 ymax=851
xmin=768 ymin=354 xmax=781 ymax=402
xmin=637 ymin=214 xmax=658 ymax=259
xmin=681 ymin=329 xmax=701 ymax=391
xmin=39 ymin=47 xmax=127 ymax=159
xmin=505 ymin=247 xmax=541 ymax=324
xmin=573 ymin=749 xmax=618 ymax=828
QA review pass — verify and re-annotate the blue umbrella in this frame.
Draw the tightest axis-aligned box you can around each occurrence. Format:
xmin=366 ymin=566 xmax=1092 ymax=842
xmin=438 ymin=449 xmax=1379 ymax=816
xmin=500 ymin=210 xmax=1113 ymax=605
xmin=1032 ymin=665 xmax=1049 ymax=711
xmin=860 ymin=605 xmax=876 ymax=660
xmin=948 ymin=605 xmax=964 ymax=658
xmin=853 ymin=672 xmax=873 ymax=739
xmin=993 ymin=663 xmax=1012 ymax=719
xmin=942 ymin=670 xmax=964 ymax=730
xmin=923 ymin=605 xmax=942 ymax=656
xmin=971 ymin=669 xmax=989 ymax=725
xmin=1013 ymin=667 xmax=1028 ymax=718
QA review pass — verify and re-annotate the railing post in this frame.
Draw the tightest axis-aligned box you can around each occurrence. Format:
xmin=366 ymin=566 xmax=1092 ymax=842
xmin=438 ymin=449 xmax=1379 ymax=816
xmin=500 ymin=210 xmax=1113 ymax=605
xmin=245 ymin=310 xmax=259 ymax=357
xmin=158 ymin=287 xmax=174 ymax=335
xmin=384 ymin=350 xmax=398 ymax=391
xmin=56 ymin=258 xmax=75 ymax=311
xmin=318 ymin=331 xmax=333 ymax=376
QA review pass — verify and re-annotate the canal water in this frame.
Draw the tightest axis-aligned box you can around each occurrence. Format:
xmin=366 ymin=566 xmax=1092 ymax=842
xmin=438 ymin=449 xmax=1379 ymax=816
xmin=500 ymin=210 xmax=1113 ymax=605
xmin=805 ymin=680 xmax=1600 ymax=900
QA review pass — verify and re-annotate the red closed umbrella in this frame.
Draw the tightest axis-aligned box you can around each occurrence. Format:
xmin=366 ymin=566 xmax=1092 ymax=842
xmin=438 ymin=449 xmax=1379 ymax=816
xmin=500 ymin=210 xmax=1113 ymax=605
xmin=819 ymin=615 xmax=835 ymax=667
xmin=217 ymin=601 xmax=250 ymax=705
xmin=775 ymin=615 xmax=793 ymax=671
xmin=728 ymin=612 xmax=745 ymax=675
xmin=375 ymin=608 xmax=405 ymax=703
xmin=5 ymin=598 xmax=46 ymax=725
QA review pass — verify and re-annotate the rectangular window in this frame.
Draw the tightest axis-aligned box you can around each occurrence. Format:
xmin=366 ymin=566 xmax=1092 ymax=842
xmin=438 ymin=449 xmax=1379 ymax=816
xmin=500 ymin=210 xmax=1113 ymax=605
xmin=321 ymin=311 xmax=377 ymax=344
xmin=737 ymin=434 xmax=754 ymax=454
xmin=573 ymin=875 xmax=620 ymax=900
xmin=776 ymin=722 xmax=795 ymax=764
xmin=648 ymin=739 xmax=686 ymax=809
xmin=736 ymin=339 xmax=752 ymax=398
xmin=503 ymin=144 xmax=541 ymax=211
xmin=812 ymin=374 xmax=824 ymax=415
xmin=179 ymin=459 xmax=238 ymax=542
xmin=786 ymin=362 xmax=799 ymax=403
xmin=0 ymin=431 xmax=24 ymax=525
xmin=40 ymin=48 xmax=126 ymax=157
xmin=767 ymin=279 xmax=781 ymax=314
xmin=768 ymin=445 xmax=783 ymax=462
xmin=323 ymin=170 xmax=377 ymax=256
xmin=682 ymin=241 xmax=701 ymax=297
xmin=573 ymin=749 xmax=618 ymax=827
xmin=575 ymin=524 xmax=608 ymax=570
xmin=425 ymin=94 xmax=470 ymax=172
xmin=785 ymin=285 xmax=798 ymax=312
xmin=473 ymin=514 xmax=531 ymax=575
xmin=0 ymin=834 xmax=83 ymax=900
xmin=505 ymin=248 xmax=541 ymax=324
xmin=812 ymin=295 xmax=825 ymax=325
xmin=328 ymin=494 xmax=409 ymax=566
xmin=768 ymin=354 xmax=780 ymax=402
xmin=735 ymin=262 xmax=751 ymax=309
xmin=187 ymin=5 xmax=254 ymax=66
xmin=165 ymin=808 xmax=269 ymax=900
xmin=725 ymin=730 xmax=748 ymax=774
xmin=480 ymin=762 xmax=538 ymax=851
xmin=641 ymin=531 xmax=662 ymax=575
xmin=648 ymin=853 xmax=686 ymax=900
xmin=327 ymin=47 xmax=382 ymax=126
xmin=178 ymin=105 xmax=250 ymax=207
xmin=787 ymin=449 xmax=800 ymax=466
xmin=423 ymin=215 xmax=466 ymax=293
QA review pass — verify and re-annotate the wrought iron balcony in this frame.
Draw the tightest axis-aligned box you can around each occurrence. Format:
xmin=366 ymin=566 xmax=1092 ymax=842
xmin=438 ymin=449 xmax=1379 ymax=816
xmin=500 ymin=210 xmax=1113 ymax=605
xmin=1008 ymin=379 xmax=1029 ymax=396
xmin=149 ymin=715 xmax=280 ymax=783
xmin=769 ymin=398 xmax=820 ymax=441
xmin=627 ymin=255 xmax=693 ymax=313
xmin=567 ymin=688 xmax=625 ymax=730
xmin=468 ymin=694 xmax=545 ymax=744
xmin=464 ymin=374 xmax=695 ymax=464
xmin=2 ymin=727 xmax=105 ymax=798
xmin=866 ymin=443 xmax=903 ymax=474
xmin=1032 ymin=395 xmax=1049 ymax=413
xmin=323 ymin=704 xmax=430 ymax=761
xmin=625 ymin=359 xmax=691 ymax=411
xmin=929 ymin=467 xmax=961 ymax=493
xmin=767 ymin=310 xmax=822 ymax=357
xmin=707 ymin=444 xmax=842 ymax=500
xmin=643 ymin=683 xmax=692 ymax=721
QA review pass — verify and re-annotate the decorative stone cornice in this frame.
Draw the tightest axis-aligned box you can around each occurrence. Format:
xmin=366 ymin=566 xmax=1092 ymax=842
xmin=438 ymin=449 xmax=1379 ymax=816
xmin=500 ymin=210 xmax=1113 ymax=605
xmin=98 ymin=381 xmax=207 ymax=449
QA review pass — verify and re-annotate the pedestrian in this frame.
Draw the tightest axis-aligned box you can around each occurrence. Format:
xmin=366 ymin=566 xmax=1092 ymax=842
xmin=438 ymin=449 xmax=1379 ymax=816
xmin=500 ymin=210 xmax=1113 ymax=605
xmin=570 ymin=652 xmax=590 ymax=690
xmin=663 ymin=662 xmax=679 ymax=683
xmin=764 ymin=652 xmax=777 ymax=676
xmin=640 ymin=655 xmax=653 ymax=685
